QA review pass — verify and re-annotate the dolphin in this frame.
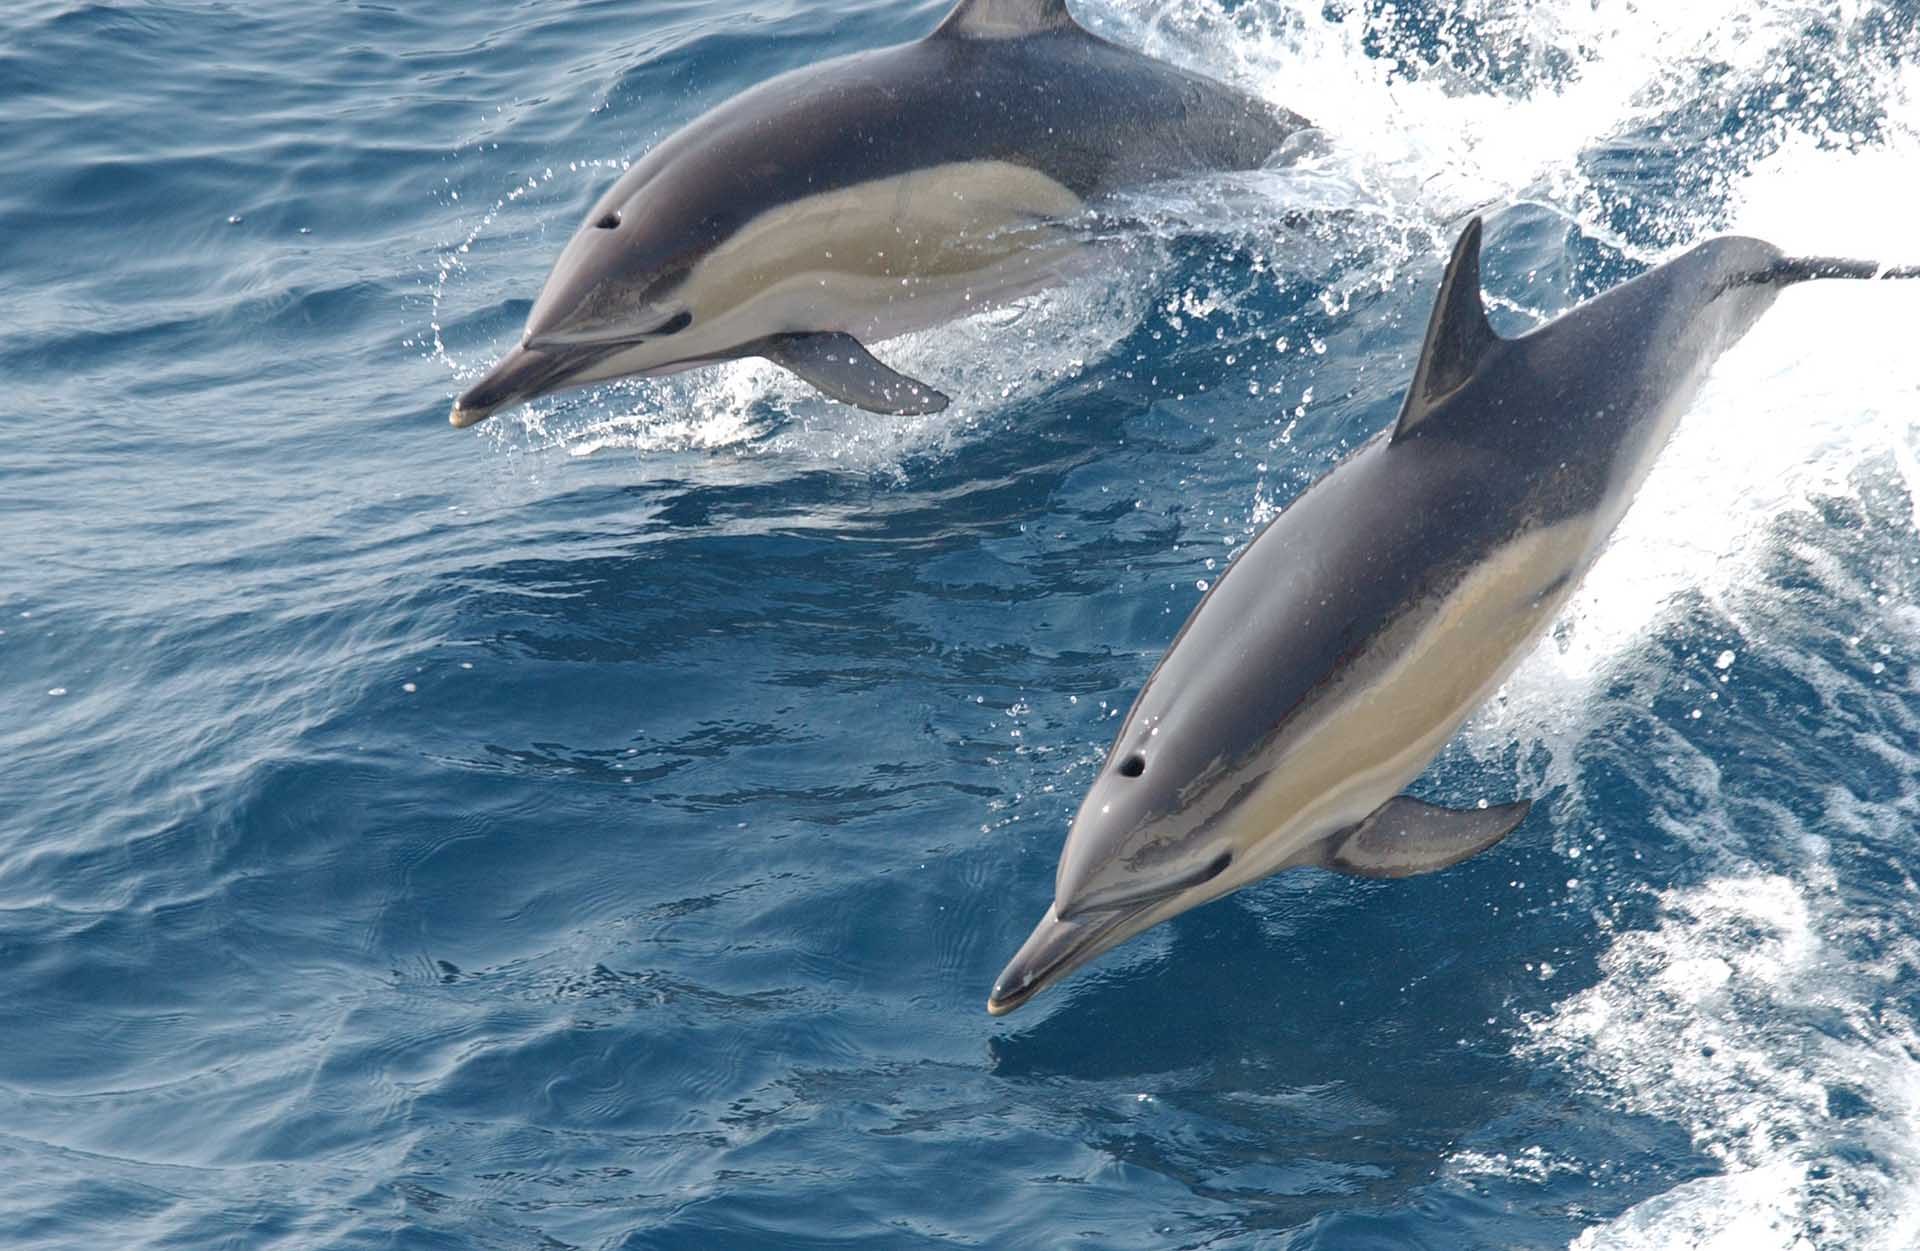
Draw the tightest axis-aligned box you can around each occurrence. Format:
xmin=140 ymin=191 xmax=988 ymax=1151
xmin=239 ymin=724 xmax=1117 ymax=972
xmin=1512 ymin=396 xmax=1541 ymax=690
xmin=987 ymin=217 xmax=1920 ymax=1015
xmin=449 ymin=0 xmax=1309 ymax=428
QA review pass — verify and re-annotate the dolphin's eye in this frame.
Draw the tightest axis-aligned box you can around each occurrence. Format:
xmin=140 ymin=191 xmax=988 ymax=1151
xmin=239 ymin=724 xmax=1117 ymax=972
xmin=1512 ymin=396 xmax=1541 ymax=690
xmin=647 ymin=311 xmax=693 ymax=337
xmin=595 ymin=212 xmax=621 ymax=230
xmin=1117 ymin=753 xmax=1146 ymax=778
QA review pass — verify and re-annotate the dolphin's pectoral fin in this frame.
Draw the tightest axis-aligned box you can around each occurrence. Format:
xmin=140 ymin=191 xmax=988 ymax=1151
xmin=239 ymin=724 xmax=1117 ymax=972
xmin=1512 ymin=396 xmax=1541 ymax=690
xmin=1321 ymin=794 xmax=1530 ymax=879
xmin=758 ymin=332 xmax=951 ymax=416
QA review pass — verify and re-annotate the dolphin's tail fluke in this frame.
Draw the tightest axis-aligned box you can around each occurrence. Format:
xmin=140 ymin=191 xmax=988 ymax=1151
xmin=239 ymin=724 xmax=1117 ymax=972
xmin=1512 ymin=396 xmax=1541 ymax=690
xmin=1765 ymin=257 xmax=1920 ymax=284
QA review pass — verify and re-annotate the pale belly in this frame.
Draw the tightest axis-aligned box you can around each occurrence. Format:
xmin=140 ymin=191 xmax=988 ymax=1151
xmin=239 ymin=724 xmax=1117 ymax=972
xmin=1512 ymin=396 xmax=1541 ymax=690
xmin=639 ymin=160 xmax=1097 ymax=371
xmin=1219 ymin=516 xmax=1604 ymax=888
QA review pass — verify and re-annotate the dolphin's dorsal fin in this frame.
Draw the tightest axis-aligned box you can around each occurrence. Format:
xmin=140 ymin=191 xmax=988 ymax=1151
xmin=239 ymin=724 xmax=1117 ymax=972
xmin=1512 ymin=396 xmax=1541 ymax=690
xmin=1393 ymin=217 xmax=1499 ymax=442
xmin=932 ymin=0 xmax=1083 ymax=38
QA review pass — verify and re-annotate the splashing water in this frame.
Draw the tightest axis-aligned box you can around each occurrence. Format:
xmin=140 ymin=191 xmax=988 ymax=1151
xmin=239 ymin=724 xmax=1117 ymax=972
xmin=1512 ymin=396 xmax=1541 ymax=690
xmin=13 ymin=0 xmax=1920 ymax=1247
xmin=417 ymin=5 xmax=1920 ymax=1243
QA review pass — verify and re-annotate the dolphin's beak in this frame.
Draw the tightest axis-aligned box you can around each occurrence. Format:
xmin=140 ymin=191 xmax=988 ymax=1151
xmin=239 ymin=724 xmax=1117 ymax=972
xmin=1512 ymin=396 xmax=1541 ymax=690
xmin=986 ymin=903 xmax=1143 ymax=1016
xmin=449 ymin=341 xmax=601 ymax=428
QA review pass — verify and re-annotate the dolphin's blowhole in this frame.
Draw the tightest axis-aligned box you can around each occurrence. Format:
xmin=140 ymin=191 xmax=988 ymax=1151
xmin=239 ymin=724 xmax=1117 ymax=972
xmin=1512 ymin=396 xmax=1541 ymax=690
xmin=1117 ymin=753 xmax=1145 ymax=777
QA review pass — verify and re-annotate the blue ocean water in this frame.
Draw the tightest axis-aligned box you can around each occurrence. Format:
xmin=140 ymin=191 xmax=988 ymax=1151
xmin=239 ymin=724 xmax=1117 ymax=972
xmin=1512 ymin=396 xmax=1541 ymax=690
xmin=7 ymin=0 xmax=1920 ymax=1246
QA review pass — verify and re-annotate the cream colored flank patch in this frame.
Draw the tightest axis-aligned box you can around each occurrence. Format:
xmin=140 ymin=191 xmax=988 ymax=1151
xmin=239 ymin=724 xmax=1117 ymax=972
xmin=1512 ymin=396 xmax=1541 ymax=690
xmin=672 ymin=162 xmax=1087 ymax=359
xmin=567 ymin=162 xmax=1092 ymax=387
xmin=1230 ymin=516 xmax=1601 ymax=881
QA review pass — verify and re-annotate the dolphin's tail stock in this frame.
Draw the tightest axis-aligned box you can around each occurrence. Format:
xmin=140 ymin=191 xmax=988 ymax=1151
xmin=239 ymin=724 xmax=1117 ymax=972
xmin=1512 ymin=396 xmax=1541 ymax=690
xmin=1763 ymin=256 xmax=1920 ymax=284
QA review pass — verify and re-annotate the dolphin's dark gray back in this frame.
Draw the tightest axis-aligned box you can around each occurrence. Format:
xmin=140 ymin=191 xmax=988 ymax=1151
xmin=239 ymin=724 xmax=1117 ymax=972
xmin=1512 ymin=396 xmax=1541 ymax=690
xmin=580 ymin=1 xmax=1305 ymax=295
xmin=1094 ymin=228 xmax=1795 ymax=830
xmin=1401 ymin=233 xmax=1788 ymax=520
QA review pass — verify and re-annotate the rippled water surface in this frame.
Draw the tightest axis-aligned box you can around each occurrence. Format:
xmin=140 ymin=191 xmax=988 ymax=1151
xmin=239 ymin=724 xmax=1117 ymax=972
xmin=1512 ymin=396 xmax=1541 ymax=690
xmin=7 ymin=1 xmax=1920 ymax=1246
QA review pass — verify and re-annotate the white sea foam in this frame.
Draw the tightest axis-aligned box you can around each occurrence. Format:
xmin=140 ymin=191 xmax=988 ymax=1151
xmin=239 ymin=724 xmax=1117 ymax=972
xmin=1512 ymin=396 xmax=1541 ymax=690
xmin=1111 ymin=0 xmax=1898 ymax=218
xmin=1521 ymin=866 xmax=1920 ymax=1251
